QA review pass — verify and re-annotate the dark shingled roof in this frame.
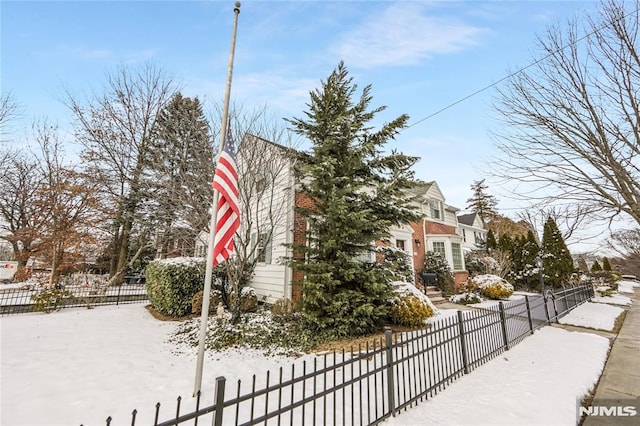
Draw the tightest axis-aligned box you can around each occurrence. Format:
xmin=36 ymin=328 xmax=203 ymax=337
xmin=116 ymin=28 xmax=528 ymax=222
xmin=457 ymin=213 xmax=477 ymax=226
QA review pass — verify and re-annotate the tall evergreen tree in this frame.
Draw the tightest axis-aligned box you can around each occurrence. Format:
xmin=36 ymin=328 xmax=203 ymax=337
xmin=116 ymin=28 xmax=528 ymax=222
xmin=509 ymin=230 xmax=540 ymax=290
xmin=591 ymin=260 xmax=602 ymax=272
xmin=497 ymin=233 xmax=513 ymax=252
xmin=486 ymin=229 xmax=498 ymax=251
xmin=540 ymin=217 xmax=574 ymax=287
xmin=466 ymin=179 xmax=499 ymax=223
xmin=602 ymin=257 xmax=612 ymax=271
xmin=146 ymin=93 xmax=213 ymax=257
xmin=287 ymin=62 xmax=422 ymax=338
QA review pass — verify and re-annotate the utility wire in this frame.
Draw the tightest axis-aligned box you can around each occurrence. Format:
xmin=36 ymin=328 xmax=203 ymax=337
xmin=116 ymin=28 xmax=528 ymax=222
xmin=405 ymin=1 xmax=640 ymax=129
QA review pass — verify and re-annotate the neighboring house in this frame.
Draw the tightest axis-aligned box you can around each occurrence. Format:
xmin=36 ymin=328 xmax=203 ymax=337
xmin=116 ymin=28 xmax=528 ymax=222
xmin=457 ymin=212 xmax=487 ymax=252
xmin=408 ymin=182 xmax=468 ymax=287
xmin=196 ymin=137 xmax=469 ymax=303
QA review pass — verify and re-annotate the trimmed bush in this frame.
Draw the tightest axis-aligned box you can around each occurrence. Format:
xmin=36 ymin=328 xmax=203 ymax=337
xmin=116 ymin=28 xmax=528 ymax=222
xmin=146 ymin=257 xmax=206 ymax=317
xmin=390 ymin=294 xmax=434 ymax=327
xmin=473 ymin=274 xmax=514 ymax=300
xmin=450 ymin=292 xmax=482 ymax=305
xmin=191 ymin=289 xmax=224 ymax=315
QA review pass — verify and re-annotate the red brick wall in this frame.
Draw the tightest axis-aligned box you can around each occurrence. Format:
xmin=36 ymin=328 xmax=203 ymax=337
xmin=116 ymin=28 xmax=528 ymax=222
xmin=291 ymin=192 xmax=315 ymax=302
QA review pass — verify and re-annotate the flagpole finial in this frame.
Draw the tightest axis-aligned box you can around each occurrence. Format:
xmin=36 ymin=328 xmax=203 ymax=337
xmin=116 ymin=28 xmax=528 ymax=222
xmin=234 ymin=2 xmax=241 ymax=12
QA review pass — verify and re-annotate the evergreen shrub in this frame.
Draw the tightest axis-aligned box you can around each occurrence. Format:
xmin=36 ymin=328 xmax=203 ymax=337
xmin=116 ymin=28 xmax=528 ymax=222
xmin=390 ymin=294 xmax=434 ymax=326
xmin=473 ymin=274 xmax=514 ymax=300
xmin=31 ymin=287 xmax=73 ymax=312
xmin=146 ymin=257 xmax=205 ymax=317
xmin=449 ymin=292 xmax=482 ymax=305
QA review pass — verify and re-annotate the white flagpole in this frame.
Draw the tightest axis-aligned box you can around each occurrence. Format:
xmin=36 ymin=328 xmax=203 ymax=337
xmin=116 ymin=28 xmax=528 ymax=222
xmin=194 ymin=1 xmax=241 ymax=397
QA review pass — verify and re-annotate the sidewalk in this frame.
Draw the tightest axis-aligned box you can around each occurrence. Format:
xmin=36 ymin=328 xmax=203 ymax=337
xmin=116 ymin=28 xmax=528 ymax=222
xmin=583 ymin=287 xmax=640 ymax=425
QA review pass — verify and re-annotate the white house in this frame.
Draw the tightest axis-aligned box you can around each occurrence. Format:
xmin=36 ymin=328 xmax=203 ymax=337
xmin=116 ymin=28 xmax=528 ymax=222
xmin=196 ymin=137 xmax=470 ymax=303
xmin=457 ymin=212 xmax=487 ymax=252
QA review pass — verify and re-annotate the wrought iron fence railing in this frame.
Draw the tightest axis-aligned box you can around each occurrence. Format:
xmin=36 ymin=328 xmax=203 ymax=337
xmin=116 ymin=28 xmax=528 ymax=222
xmin=0 ymin=278 xmax=147 ymax=315
xmin=86 ymin=284 xmax=594 ymax=426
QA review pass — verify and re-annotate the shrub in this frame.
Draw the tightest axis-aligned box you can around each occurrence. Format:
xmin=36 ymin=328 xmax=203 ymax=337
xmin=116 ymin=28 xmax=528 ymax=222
xmin=390 ymin=294 xmax=434 ymax=327
xmin=146 ymin=257 xmax=206 ymax=317
xmin=31 ymin=287 xmax=73 ymax=312
xmin=229 ymin=287 xmax=258 ymax=313
xmin=270 ymin=298 xmax=297 ymax=321
xmin=450 ymin=292 xmax=482 ymax=305
xmin=191 ymin=289 xmax=224 ymax=315
xmin=473 ymin=274 xmax=514 ymax=300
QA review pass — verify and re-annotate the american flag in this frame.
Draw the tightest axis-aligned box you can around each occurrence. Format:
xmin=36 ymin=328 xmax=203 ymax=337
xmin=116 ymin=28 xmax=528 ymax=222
xmin=212 ymin=123 xmax=240 ymax=266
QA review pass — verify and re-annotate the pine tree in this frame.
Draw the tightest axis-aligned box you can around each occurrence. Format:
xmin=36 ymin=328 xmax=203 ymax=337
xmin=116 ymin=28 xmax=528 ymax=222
xmin=486 ymin=229 xmax=498 ymax=251
xmin=466 ymin=179 xmax=498 ymax=223
xmin=576 ymin=257 xmax=589 ymax=272
xmin=287 ymin=62 xmax=422 ymax=338
xmin=146 ymin=93 xmax=213 ymax=257
xmin=497 ymin=233 xmax=513 ymax=252
xmin=540 ymin=217 xmax=574 ymax=288
xmin=591 ymin=260 xmax=602 ymax=272
xmin=602 ymin=257 xmax=612 ymax=271
xmin=509 ymin=230 xmax=540 ymax=290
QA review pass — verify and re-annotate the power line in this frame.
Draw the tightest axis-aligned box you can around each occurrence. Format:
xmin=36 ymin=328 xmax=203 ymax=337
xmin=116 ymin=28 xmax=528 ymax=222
xmin=405 ymin=1 xmax=640 ymax=129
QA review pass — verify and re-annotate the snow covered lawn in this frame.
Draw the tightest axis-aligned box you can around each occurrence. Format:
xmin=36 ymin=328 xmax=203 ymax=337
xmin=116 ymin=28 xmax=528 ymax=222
xmin=0 ymin=297 xmax=624 ymax=426
xmin=558 ymin=302 xmax=624 ymax=331
xmin=617 ymin=278 xmax=640 ymax=294
xmin=382 ymin=327 xmax=610 ymax=426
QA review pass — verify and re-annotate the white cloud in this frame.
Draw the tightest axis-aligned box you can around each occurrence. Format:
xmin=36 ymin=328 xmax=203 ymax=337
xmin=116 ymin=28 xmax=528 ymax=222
xmin=331 ymin=2 xmax=486 ymax=68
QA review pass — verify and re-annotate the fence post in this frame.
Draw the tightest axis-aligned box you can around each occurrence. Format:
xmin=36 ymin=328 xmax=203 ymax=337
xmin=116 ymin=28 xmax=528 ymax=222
xmin=384 ymin=327 xmax=396 ymax=417
xmin=457 ymin=310 xmax=470 ymax=374
xmin=498 ymin=302 xmax=510 ymax=350
xmin=543 ymin=292 xmax=551 ymax=324
xmin=524 ymin=295 xmax=534 ymax=334
xmin=213 ymin=376 xmax=226 ymax=426
xmin=551 ymin=292 xmax=559 ymax=321
xmin=116 ymin=284 xmax=122 ymax=306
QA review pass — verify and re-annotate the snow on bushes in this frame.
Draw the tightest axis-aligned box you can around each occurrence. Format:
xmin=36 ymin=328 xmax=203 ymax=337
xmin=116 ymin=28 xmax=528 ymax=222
xmin=390 ymin=294 xmax=434 ymax=326
xmin=389 ymin=281 xmax=437 ymax=325
xmin=146 ymin=257 xmax=205 ymax=317
xmin=473 ymin=274 xmax=514 ymax=300
xmin=449 ymin=292 xmax=483 ymax=305
xmin=391 ymin=281 xmax=439 ymax=314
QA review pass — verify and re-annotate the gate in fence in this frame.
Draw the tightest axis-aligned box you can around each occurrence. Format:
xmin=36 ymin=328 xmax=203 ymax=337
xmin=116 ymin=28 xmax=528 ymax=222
xmin=88 ymin=284 xmax=594 ymax=426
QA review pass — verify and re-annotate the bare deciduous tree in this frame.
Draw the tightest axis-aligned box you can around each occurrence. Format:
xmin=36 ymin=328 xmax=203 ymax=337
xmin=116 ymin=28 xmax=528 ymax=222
xmin=492 ymin=0 xmax=640 ymax=229
xmin=66 ymin=63 xmax=177 ymax=283
xmin=0 ymin=149 xmax=45 ymax=269
xmin=517 ymin=204 xmax=593 ymax=242
xmin=215 ymin=105 xmax=299 ymax=323
xmin=607 ymin=228 xmax=640 ymax=275
xmin=31 ymin=122 xmax=101 ymax=285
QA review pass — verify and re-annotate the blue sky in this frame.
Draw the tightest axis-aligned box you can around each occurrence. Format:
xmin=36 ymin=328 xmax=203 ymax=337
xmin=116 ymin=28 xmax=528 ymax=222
xmin=2 ymin=0 xmax=604 ymax=247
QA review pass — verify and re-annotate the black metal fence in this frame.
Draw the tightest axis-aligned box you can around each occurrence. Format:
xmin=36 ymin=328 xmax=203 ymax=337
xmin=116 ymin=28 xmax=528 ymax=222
xmin=90 ymin=284 xmax=594 ymax=426
xmin=0 ymin=275 xmax=147 ymax=315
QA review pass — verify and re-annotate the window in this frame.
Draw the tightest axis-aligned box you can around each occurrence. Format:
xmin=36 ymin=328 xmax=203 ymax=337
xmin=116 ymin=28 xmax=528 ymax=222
xmin=396 ymin=239 xmax=406 ymax=251
xmin=432 ymin=241 xmax=445 ymax=256
xmin=462 ymin=229 xmax=467 ymax=242
xmin=354 ymin=249 xmax=374 ymax=264
xmin=451 ymin=243 xmax=463 ymax=270
xmin=430 ymin=200 xmax=442 ymax=220
xmin=252 ymin=232 xmax=272 ymax=264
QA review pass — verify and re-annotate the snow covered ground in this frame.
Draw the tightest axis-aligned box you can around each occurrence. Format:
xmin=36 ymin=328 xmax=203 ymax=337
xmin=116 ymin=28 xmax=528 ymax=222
xmin=559 ymin=302 xmax=624 ymax=331
xmin=0 ymin=288 xmax=631 ymax=426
